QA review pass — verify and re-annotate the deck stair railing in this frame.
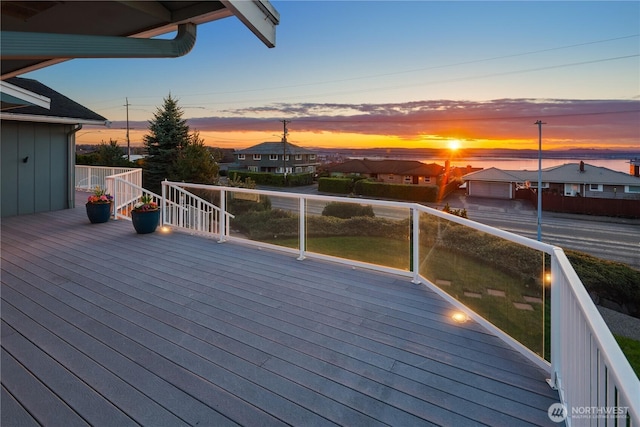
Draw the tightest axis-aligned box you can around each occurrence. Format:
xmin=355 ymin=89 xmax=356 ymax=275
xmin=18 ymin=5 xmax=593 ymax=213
xmin=105 ymin=176 xmax=160 ymax=221
xmin=161 ymin=181 xmax=233 ymax=237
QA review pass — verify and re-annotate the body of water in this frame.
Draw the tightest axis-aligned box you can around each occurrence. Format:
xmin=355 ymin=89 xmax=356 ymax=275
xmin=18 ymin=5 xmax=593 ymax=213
xmin=420 ymin=157 xmax=635 ymax=174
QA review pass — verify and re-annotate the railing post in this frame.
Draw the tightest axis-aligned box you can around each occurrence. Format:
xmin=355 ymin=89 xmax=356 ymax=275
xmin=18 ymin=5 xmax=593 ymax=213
xmin=219 ymin=189 xmax=226 ymax=243
xmin=411 ymin=207 xmax=420 ymax=284
xmin=105 ymin=175 xmax=116 ymax=220
xmin=161 ymin=180 xmax=166 ymax=226
xmin=549 ymin=251 xmax=562 ymax=394
xmin=298 ymin=197 xmax=306 ymax=261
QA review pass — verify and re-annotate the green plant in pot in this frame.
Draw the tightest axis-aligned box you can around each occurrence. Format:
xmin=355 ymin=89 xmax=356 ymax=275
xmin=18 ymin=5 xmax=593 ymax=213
xmin=85 ymin=186 xmax=113 ymax=223
xmin=131 ymin=194 xmax=160 ymax=234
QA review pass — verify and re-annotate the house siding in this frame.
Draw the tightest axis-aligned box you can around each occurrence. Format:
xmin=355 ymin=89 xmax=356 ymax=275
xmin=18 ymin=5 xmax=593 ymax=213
xmin=1 ymin=121 xmax=70 ymax=217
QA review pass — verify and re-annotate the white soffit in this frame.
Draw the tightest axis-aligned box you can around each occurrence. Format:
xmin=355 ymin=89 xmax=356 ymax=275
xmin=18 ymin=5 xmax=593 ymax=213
xmin=222 ymin=0 xmax=279 ymax=48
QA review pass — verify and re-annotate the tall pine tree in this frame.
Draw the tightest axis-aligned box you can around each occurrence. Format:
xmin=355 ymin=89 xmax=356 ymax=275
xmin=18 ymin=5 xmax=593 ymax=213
xmin=142 ymin=94 xmax=192 ymax=194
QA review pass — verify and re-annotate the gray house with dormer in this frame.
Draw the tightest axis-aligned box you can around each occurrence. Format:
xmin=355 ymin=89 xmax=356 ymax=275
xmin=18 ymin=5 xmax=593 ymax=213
xmin=234 ymin=141 xmax=319 ymax=174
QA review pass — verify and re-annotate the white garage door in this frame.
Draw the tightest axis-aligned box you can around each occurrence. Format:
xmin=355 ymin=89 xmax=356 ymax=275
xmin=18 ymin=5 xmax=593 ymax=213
xmin=469 ymin=181 xmax=512 ymax=199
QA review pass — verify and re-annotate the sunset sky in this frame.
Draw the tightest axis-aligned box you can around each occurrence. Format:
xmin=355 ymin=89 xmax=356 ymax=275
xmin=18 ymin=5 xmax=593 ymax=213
xmin=26 ymin=1 xmax=640 ymax=151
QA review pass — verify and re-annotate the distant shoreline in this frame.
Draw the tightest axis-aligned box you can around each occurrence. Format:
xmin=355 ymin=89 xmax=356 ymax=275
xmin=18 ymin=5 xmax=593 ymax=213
xmin=313 ymin=147 xmax=640 ymax=160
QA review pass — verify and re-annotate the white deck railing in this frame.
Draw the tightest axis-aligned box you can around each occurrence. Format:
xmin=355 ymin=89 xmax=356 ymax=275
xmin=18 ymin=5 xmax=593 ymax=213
xmin=97 ymin=174 xmax=640 ymax=426
xmin=185 ymin=183 xmax=639 ymax=426
xmin=162 ymin=182 xmax=233 ymax=236
xmin=75 ymin=165 xmax=141 ymax=192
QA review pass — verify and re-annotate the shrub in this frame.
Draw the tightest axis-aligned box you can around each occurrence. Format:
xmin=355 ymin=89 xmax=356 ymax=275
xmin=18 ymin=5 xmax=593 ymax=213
xmin=354 ymin=181 xmax=439 ymax=202
xmin=322 ymin=202 xmax=375 ymax=219
xmin=318 ymin=177 xmax=354 ymax=194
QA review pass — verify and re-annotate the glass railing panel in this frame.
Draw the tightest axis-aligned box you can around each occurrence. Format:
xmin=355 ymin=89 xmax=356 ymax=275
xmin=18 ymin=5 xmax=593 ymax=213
xmin=304 ymin=199 xmax=412 ymax=270
xmin=418 ymin=211 xmax=548 ymax=359
xmin=225 ymin=190 xmax=300 ymax=249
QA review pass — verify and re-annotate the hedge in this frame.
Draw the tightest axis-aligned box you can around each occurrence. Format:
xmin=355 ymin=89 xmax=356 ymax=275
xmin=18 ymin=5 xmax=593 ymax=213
xmin=322 ymin=202 xmax=374 ymax=219
xmin=318 ymin=177 xmax=353 ymax=194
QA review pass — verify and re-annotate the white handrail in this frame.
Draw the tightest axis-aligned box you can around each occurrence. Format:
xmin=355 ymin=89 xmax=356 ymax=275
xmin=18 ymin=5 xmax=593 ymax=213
xmin=75 ymin=165 xmax=141 ymax=191
xmin=551 ymin=248 xmax=639 ymax=425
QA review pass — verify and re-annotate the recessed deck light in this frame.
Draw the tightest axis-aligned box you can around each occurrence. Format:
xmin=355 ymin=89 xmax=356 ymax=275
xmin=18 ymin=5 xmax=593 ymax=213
xmin=451 ymin=312 xmax=468 ymax=323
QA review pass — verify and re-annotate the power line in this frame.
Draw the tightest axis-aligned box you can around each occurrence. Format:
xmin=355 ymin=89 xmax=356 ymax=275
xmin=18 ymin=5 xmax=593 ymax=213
xmin=171 ymin=34 xmax=640 ymax=98
xmin=291 ymin=108 xmax=640 ymax=124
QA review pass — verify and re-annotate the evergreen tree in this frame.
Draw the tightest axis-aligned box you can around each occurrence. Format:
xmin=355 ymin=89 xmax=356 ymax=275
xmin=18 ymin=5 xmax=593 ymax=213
xmin=169 ymin=132 xmax=220 ymax=185
xmin=143 ymin=94 xmax=191 ymax=193
xmin=96 ymin=139 xmax=131 ymax=166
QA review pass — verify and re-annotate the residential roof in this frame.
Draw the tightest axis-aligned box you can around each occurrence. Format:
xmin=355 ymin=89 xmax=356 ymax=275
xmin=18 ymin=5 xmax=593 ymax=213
xmin=235 ymin=141 xmax=316 ymax=156
xmin=463 ymin=162 xmax=640 ymax=186
xmin=0 ymin=77 xmax=107 ymax=125
xmin=461 ymin=167 xmax=530 ymax=183
xmin=328 ymin=158 xmax=444 ymax=176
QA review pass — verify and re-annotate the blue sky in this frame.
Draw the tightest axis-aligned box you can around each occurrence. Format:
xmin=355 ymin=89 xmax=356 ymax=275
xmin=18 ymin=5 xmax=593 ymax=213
xmin=26 ymin=1 xmax=640 ymax=149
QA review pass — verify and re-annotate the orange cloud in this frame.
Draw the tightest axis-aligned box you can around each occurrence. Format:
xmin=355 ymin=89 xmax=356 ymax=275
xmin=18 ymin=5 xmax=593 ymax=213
xmin=81 ymin=98 xmax=640 ymax=150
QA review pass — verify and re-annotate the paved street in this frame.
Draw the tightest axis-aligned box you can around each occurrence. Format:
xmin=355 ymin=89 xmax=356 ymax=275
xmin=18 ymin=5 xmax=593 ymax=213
xmin=439 ymin=191 xmax=640 ymax=270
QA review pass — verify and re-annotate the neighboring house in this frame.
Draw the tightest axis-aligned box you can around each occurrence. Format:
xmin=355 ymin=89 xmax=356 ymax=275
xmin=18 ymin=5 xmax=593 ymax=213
xmin=327 ymin=158 xmax=445 ymax=186
xmin=463 ymin=162 xmax=640 ymax=200
xmin=1 ymin=77 xmax=108 ymax=217
xmin=234 ymin=141 xmax=319 ymax=174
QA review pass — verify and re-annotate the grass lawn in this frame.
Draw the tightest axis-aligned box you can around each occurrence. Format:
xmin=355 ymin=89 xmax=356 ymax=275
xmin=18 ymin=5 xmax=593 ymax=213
xmin=265 ymin=236 xmax=411 ymax=269
xmin=614 ymin=335 xmax=640 ymax=379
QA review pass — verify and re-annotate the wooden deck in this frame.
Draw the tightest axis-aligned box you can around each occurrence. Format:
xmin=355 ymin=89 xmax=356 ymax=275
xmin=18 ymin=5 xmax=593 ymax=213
xmin=1 ymin=202 xmax=560 ymax=426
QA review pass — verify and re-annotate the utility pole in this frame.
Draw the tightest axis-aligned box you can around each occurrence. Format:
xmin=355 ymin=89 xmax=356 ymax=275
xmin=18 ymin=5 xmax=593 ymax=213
xmin=535 ymin=120 xmax=546 ymax=241
xmin=125 ymin=98 xmax=131 ymax=162
xmin=280 ymin=119 xmax=290 ymax=178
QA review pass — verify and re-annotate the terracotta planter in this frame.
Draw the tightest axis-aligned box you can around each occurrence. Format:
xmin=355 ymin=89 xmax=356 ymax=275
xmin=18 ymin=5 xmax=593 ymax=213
xmin=86 ymin=202 xmax=112 ymax=224
xmin=131 ymin=209 xmax=160 ymax=234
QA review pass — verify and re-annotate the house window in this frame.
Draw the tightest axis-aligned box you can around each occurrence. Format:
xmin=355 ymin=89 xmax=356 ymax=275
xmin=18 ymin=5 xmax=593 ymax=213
xmin=285 ymin=155 xmax=290 ymax=161
xmin=626 ymin=185 xmax=640 ymax=193
xmin=564 ymin=183 xmax=580 ymax=196
xmin=589 ymin=184 xmax=603 ymax=192
xmin=295 ymin=154 xmax=302 ymax=160
xmin=237 ymin=154 xmax=245 ymax=160
xmin=388 ymin=175 xmax=394 ymax=180
xmin=423 ymin=176 xmax=431 ymax=183
xmin=253 ymin=154 xmax=261 ymax=160
xmin=269 ymin=154 xmax=278 ymax=161
xmin=310 ymin=154 xmax=316 ymax=160
xmin=404 ymin=175 xmax=412 ymax=183
xmin=248 ymin=166 xmax=259 ymax=172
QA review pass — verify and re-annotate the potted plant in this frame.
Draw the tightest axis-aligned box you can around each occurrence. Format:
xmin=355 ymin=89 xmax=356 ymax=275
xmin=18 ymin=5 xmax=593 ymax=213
xmin=85 ymin=186 xmax=113 ymax=223
xmin=131 ymin=194 xmax=160 ymax=234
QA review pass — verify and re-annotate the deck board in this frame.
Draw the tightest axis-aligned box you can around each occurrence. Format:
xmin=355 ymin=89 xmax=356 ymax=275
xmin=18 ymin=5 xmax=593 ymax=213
xmin=1 ymin=202 xmax=560 ymax=426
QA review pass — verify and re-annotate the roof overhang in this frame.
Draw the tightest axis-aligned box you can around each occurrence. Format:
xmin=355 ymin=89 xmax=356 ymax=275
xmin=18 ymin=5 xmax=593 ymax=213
xmin=1 ymin=0 xmax=279 ymax=78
